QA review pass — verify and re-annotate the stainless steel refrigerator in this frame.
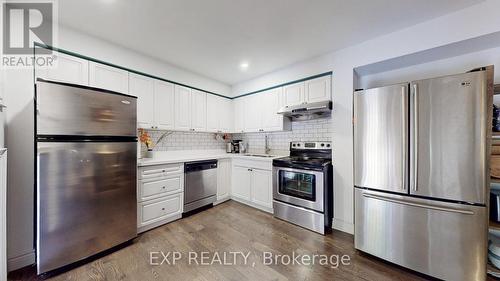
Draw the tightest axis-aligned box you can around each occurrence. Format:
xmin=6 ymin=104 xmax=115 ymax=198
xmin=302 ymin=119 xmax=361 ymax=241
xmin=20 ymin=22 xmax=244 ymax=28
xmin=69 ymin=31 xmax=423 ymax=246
xmin=354 ymin=69 xmax=492 ymax=281
xmin=35 ymin=79 xmax=138 ymax=274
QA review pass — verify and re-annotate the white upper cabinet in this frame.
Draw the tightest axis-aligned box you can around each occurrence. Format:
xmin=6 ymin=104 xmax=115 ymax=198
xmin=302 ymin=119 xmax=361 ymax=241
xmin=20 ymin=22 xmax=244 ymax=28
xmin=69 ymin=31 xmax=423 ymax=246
xmin=244 ymin=95 xmax=262 ymax=133
xmin=261 ymin=87 xmax=285 ymax=132
xmin=36 ymin=51 xmax=89 ymax=85
xmin=283 ymin=82 xmax=305 ymax=107
xmin=233 ymin=98 xmax=246 ymax=133
xmin=205 ymin=94 xmax=233 ymax=133
xmin=131 ymin=74 xmax=175 ymax=130
xmin=89 ymin=61 xmax=129 ymax=94
xmin=305 ymin=75 xmax=331 ymax=103
xmin=154 ymin=80 xmax=175 ymax=130
xmin=191 ymin=90 xmax=207 ymax=132
xmin=130 ymin=73 xmax=155 ymax=129
xmin=206 ymin=94 xmax=219 ymax=132
xmin=219 ymin=98 xmax=233 ymax=132
xmin=237 ymin=88 xmax=290 ymax=133
xmin=174 ymin=85 xmax=192 ymax=131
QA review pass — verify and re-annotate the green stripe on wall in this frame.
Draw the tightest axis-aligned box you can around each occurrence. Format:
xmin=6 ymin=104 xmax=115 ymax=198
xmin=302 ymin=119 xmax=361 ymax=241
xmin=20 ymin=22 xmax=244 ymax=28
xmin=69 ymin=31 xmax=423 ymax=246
xmin=34 ymin=42 xmax=332 ymax=100
xmin=232 ymin=71 xmax=332 ymax=99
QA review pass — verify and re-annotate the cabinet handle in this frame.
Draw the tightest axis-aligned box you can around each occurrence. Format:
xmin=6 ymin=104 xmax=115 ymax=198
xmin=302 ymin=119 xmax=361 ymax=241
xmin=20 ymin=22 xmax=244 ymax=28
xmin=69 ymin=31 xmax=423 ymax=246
xmin=162 ymin=170 xmax=166 ymax=172
xmin=161 ymin=208 xmax=165 ymax=211
xmin=162 ymin=186 xmax=165 ymax=189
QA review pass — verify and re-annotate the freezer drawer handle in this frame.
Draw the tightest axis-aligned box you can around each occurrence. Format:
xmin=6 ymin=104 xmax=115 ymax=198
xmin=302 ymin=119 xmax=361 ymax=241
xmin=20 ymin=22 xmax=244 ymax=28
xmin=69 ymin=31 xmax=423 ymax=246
xmin=362 ymin=193 xmax=474 ymax=215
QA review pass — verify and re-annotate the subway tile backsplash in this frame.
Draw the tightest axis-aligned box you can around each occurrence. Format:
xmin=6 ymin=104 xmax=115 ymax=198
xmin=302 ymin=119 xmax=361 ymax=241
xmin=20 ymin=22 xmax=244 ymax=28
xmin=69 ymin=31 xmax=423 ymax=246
xmin=140 ymin=117 xmax=332 ymax=154
xmin=140 ymin=130 xmax=227 ymax=153
xmin=233 ymin=118 xmax=332 ymax=153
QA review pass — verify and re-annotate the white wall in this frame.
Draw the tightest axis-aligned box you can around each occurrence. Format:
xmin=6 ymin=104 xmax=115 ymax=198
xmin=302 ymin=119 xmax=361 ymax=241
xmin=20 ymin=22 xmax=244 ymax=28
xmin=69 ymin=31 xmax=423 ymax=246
xmin=358 ymin=46 xmax=500 ymax=89
xmin=232 ymin=0 xmax=500 ymax=234
xmin=4 ymin=25 xmax=231 ymax=271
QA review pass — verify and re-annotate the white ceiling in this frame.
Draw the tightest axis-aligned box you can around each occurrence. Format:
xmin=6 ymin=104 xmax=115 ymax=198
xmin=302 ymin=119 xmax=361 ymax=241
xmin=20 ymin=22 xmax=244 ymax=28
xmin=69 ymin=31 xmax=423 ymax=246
xmin=58 ymin=0 xmax=483 ymax=85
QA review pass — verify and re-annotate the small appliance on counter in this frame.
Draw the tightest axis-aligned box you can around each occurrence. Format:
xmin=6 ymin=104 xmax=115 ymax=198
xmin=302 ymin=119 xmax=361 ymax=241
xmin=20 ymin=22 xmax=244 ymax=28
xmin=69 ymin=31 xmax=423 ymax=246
xmin=228 ymin=140 xmax=246 ymax=153
xmin=272 ymin=141 xmax=333 ymax=235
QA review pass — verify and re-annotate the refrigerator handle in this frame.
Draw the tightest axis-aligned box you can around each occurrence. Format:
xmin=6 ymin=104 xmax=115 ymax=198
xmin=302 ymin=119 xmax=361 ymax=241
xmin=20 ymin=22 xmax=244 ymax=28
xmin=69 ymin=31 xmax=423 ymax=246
xmin=412 ymin=83 xmax=418 ymax=192
xmin=361 ymin=193 xmax=475 ymax=215
xmin=401 ymin=86 xmax=407 ymax=191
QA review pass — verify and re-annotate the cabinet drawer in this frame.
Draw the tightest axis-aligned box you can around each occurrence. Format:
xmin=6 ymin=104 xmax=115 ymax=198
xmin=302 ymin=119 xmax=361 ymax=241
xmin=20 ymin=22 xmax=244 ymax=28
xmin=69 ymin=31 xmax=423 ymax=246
xmin=139 ymin=175 xmax=183 ymax=202
xmin=138 ymin=193 xmax=183 ymax=227
xmin=139 ymin=163 xmax=183 ymax=180
xmin=232 ymin=159 xmax=272 ymax=171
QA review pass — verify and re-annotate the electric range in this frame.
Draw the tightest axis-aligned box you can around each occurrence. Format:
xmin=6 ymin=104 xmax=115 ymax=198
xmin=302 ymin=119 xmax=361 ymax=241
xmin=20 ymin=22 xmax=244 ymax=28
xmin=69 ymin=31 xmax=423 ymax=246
xmin=272 ymin=141 xmax=333 ymax=234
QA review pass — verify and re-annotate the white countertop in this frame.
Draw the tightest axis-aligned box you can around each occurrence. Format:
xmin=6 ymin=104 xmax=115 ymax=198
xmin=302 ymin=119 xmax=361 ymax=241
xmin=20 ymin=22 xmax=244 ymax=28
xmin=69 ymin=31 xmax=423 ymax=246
xmin=138 ymin=150 xmax=286 ymax=166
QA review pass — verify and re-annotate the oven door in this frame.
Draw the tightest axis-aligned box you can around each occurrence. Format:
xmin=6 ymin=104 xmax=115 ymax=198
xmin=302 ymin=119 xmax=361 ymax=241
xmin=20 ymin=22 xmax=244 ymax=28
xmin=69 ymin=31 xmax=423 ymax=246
xmin=273 ymin=166 xmax=324 ymax=212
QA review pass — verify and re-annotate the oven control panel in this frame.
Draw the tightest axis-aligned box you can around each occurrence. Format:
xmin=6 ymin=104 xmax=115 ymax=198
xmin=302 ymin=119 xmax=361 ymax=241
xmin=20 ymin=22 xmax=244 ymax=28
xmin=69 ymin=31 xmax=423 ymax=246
xmin=290 ymin=141 xmax=331 ymax=150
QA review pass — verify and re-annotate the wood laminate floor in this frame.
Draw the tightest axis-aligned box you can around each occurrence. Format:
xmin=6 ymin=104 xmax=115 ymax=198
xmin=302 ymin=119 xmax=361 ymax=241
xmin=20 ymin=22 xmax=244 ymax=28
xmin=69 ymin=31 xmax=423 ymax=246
xmin=7 ymin=201 xmax=485 ymax=281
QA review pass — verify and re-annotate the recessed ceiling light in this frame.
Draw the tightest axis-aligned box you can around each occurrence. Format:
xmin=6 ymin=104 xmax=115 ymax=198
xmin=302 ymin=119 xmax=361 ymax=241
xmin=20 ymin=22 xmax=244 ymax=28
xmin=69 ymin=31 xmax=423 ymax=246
xmin=240 ymin=62 xmax=249 ymax=70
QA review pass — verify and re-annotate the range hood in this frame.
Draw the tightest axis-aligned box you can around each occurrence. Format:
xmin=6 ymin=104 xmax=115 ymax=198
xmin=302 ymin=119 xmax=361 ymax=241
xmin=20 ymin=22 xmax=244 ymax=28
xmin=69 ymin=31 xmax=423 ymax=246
xmin=278 ymin=100 xmax=332 ymax=121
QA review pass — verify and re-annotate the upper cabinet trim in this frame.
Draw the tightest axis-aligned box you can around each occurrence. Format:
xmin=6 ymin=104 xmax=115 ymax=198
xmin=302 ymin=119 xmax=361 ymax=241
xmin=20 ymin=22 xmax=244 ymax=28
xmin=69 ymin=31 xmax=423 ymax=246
xmin=233 ymin=71 xmax=333 ymax=99
xmin=34 ymin=42 xmax=231 ymax=100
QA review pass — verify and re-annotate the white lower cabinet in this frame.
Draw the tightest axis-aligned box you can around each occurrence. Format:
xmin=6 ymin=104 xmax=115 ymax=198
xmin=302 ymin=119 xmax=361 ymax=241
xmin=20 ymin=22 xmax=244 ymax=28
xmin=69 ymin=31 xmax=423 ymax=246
xmin=137 ymin=163 xmax=184 ymax=233
xmin=231 ymin=165 xmax=252 ymax=201
xmin=231 ymin=159 xmax=273 ymax=212
xmin=138 ymin=193 xmax=183 ymax=229
xmin=250 ymin=169 xmax=272 ymax=209
xmin=216 ymin=158 xmax=231 ymax=203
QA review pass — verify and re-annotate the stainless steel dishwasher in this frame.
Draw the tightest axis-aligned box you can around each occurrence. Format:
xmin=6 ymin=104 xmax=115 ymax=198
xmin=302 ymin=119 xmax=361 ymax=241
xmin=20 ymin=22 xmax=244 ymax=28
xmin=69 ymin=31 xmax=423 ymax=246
xmin=184 ymin=160 xmax=218 ymax=213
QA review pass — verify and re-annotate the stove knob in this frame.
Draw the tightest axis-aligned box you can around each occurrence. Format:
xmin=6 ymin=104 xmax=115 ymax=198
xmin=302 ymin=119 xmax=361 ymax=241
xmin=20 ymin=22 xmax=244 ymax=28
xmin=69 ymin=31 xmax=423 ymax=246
xmin=326 ymin=144 xmax=331 ymax=147
xmin=297 ymin=143 xmax=301 ymax=147
xmin=292 ymin=144 xmax=296 ymax=147
xmin=321 ymin=143 xmax=325 ymax=147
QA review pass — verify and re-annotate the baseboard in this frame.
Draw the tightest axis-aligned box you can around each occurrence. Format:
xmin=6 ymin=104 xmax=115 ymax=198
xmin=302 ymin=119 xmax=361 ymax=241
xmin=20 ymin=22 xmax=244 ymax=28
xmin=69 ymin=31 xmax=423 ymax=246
xmin=230 ymin=197 xmax=273 ymax=214
xmin=332 ymin=219 xmax=354 ymax=234
xmin=214 ymin=197 xmax=230 ymax=206
xmin=8 ymin=251 xmax=35 ymax=272
xmin=138 ymin=214 xmax=182 ymax=234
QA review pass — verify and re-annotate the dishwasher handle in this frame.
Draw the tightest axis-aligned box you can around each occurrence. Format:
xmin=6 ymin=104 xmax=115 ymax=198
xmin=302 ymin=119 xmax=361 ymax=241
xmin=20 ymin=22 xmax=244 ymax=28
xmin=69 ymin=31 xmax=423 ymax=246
xmin=185 ymin=159 xmax=218 ymax=173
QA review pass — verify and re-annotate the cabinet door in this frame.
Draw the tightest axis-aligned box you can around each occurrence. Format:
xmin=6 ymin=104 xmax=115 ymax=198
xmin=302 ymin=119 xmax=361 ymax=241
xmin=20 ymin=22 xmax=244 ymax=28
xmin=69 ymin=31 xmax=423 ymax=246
xmin=261 ymin=87 xmax=284 ymax=131
xmin=305 ymin=76 xmax=331 ymax=103
xmin=129 ymin=73 xmax=155 ymax=129
xmin=232 ymin=166 xmax=251 ymax=201
xmin=154 ymin=81 xmax=175 ymax=130
xmin=244 ymin=95 xmax=262 ymax=132
xmin=191 ymin=90 xmax=207 ymax=132
xmin=233 ymin=98 xmax=246 ymax=133
xmin=217 ymin=159 xmax=231 ymax=201
xmin=174 ymin=85 xmax=192 ymax=131
xmin=251 ymin=169 xmax=272 ymax=209
xmin=219 ymin=98 xmax=233 ymax=132
xmin=206 ymin=94 xmax=220 ymax=132
xmin=283 ymin=82 xmax=305 ymax=107
xmin=36 ymin=51 xmax=89 ymax=85
xmin=89 ymin=62 xmax=129 ymax=94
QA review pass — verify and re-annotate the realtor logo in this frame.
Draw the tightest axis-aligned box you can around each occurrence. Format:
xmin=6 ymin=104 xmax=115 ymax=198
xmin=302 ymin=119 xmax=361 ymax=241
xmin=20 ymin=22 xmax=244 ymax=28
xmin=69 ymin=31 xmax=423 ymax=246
xmin=1 ymin=0 xmax=57 ymax=68
xmin=2 ymin=1 xmax=53 ymax=54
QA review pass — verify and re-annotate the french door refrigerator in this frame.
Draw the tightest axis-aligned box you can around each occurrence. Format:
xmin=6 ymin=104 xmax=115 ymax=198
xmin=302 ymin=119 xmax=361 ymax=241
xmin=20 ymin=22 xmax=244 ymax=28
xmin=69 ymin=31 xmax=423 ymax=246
xmin=35 ymin=79 xmax=138 ymax=274
xmin=354 ymin=69 xmax=491 ymax=281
